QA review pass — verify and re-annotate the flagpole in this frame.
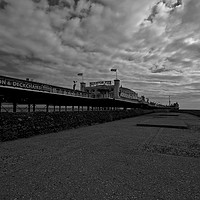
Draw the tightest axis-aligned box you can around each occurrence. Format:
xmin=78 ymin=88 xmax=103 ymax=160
xmin=77 ymin=73 xmax=84 ymax=82
xmin=111 ymin=68 xmax=118 ymax=80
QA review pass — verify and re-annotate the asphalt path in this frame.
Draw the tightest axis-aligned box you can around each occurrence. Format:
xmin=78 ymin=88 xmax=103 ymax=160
xmin=1 ymin=112 xmax=200 ymax=200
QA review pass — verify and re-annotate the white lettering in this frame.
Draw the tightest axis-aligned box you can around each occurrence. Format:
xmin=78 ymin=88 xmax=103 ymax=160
xmin=13 ymin=82 xmax=17 ymax=87
xmin=0 ymin=79 xmax=6 ymax=85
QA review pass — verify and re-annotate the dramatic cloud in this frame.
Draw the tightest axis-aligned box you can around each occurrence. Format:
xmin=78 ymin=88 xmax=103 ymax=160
xmin=0 ymin=0 xmax=200 ymax=108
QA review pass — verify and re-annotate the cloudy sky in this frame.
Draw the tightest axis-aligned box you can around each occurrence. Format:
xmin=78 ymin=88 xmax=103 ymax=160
xmin=0 ymin=0 xmax=200 ymax=108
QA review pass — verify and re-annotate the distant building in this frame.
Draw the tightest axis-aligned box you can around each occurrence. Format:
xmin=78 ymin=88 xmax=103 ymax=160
xmin=170 ymin=102 xmax=179 ymax=110
xmin=80 ymin=79 xmax=138 ymax=101
xmin=119 ymin=86 xmax=138 ymax=100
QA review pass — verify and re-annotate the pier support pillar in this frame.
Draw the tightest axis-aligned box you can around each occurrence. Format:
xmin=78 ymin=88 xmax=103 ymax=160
xmin=46 ymin=104 xmax=49 ymax=112
xmin=33 ymin=104 xmax=35 ymax=112
xmin=13 ymin=102 xmax=17 ymax=113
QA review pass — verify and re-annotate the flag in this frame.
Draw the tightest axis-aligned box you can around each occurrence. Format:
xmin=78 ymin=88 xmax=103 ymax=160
xmin=110 ymin=69 xmax=117 ymax=72
xmin=77 ymin=73 xmax=83 ymax=76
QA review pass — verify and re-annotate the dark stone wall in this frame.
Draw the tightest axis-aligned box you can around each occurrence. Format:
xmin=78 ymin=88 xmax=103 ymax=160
xmin=0 ymin=110 xmax=153 ymax=142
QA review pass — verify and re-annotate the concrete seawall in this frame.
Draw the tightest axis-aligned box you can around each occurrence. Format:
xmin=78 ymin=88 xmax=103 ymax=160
xmin=0 ymin=110 xmax=153 ymax=142
xmin=1 ymin=112 xmax=200 ymax=199
xmin=178 ymin=109 xmax=200 ymax=117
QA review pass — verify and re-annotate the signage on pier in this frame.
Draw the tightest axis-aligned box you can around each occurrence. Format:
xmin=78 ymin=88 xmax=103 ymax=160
xmin=0 ymin=76 xmax=52 ymax=92
xmin=89 ymin=81 xmax=112 ymax=87
xmin=0 ymin=75 xmax=91 ymax=98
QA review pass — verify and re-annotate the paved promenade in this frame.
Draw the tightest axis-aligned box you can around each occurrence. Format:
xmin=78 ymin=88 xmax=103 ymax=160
xmin=1 ymin=112 xmax=200 ymax=200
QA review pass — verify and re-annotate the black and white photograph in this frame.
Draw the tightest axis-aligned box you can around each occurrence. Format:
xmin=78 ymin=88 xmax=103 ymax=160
xmin=0 ymin=0 xmax=200 ymax=199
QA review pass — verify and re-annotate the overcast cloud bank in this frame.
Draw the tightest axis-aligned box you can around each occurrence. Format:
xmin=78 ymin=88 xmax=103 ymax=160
xmin=0 ymin=0 xmax=199 ymax=108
